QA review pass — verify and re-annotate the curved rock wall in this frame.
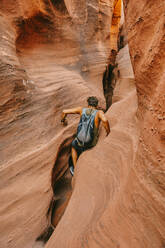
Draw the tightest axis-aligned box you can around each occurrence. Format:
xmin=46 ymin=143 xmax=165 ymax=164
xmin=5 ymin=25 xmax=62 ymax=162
xmin=123 ymin=0 xmax=165 ymax=246
xmin=0 ymin=1 xmax=114 ymax=247
xmin=45 ymin=24 xmax=139 ymax=247
xmin=0 ymin=0 xmax=165 ymax=247
xmin=46 ymin=0 xmax=165 ymax=247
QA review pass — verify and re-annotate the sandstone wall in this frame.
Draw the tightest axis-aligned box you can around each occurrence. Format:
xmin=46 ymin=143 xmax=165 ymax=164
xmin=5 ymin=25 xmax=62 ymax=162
xmin=46 ymin=0 xmax=165 ymax=247
xmin=0 ymin=1 xmax=114 ymax=247
xmin=0 ymin=0 xmax=164 ymax=247
xmin=45 ymin=24 xmax=139 ymax=246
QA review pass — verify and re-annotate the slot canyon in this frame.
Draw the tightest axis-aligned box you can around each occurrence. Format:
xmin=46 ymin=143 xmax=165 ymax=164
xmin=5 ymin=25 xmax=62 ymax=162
xmin=0 ymin=0 xmax=164 ymax=247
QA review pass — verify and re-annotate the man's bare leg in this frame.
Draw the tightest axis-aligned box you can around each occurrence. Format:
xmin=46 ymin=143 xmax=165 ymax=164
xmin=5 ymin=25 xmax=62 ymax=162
xmin=71 ymin=147 xmax=78 ymax=167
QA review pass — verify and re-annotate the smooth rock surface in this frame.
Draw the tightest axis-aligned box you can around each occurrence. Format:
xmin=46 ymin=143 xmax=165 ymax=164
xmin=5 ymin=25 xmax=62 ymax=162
xmin=46 ymin=1 xmax=165 ymax=247
xmin=46 ymin=28 xmax=139 ymax=248
xmin=0 ymin=0 xmax=165 ymax=248
xmin=0 ymin=0 xmax=113 ymax=247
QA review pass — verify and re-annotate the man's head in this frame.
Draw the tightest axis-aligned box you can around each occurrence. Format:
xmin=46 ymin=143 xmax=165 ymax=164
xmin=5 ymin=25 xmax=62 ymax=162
xmin=87 ymin=96 xmax=98 ymax=108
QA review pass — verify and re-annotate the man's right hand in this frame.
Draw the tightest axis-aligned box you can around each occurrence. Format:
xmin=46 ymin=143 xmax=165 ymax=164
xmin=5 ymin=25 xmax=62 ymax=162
xmin=61 ymin=118 xmax=68 ymax=126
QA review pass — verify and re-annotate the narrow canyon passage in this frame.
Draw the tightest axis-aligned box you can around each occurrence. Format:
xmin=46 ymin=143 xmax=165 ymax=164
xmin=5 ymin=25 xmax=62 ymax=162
xmin=16 ymin=39 xmax=117 ymax=246
xmin=45 ymin=24 xmax=139 ymax=248
xmin=15 ymin=9 xmax=136 ymax=244
xmin=0 ymin=0 xmax=165 ymax=248
xmin=0 ymin=0 xmax=112 ymax=245
xmin=16 ymin=43 xmax=107 ymax=245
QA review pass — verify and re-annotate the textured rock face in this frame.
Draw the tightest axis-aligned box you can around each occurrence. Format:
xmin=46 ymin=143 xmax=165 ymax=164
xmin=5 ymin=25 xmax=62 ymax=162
xmin=0 ymin=1 xmax=165 ymax=248
xmin=46 ymin=1 xmax=165 ymax=248
xmin=45 ymin=24 xmax=138 ymax=248
xmin=0 ymin=1 xmax=114 ymax=248
xmin=122 ymin=0 xmax=165 ymax=246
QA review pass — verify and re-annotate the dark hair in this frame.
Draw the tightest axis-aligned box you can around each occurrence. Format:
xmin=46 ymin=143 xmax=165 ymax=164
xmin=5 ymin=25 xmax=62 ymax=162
xmin=87 ymin=96 xmax=99 ymax=107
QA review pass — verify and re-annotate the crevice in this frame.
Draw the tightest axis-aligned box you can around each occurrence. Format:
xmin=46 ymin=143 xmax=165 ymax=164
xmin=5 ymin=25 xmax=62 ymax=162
xmin=118 ymin=24 xmax=127 ymax=50
xmin=49 ymin=0 xmax=69 ymax=15
xmin=36 ymin=135 xmax=75 ymax=245
xmin=102 ymin=0 xmax=122 ymax=111
xmin=36 ymin=226 xmax=54 ymax=244
xmin=102 ymin=49 xmax=118 ymax=111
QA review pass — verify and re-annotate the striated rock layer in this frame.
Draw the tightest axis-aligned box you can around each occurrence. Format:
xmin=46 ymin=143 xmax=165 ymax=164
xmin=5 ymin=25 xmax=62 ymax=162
xmin=0 ymin=0 xmax=165 ymax=248
xmin=46 ymin=25 xmax=139 ymax=248
xmin=0 ymin=0 xmax=115 ymax=247
xmin=46 ymin=1 xmax=165 ymax=248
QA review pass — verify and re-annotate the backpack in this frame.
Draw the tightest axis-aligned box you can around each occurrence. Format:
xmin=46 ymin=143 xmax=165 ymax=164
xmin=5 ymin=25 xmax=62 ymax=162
xmin=77 ymin=108 xmax=97 ymax=146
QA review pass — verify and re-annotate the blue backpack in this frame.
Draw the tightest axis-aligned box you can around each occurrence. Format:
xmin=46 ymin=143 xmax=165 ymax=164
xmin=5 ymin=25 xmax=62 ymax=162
xmin=77 ymin=108 xmax=97 ymax=146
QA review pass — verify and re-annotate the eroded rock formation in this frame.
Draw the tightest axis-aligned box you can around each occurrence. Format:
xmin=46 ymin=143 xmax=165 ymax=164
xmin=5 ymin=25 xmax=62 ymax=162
xmin=45 ymin=9 xmax=139 ymax=247
xmin=0 ymin=0 xmax=113 ymax=247
xmin=46 ymin=1 xmax=165 ymax=247
xmin=0 ymin=0 xmax=165 ymax=248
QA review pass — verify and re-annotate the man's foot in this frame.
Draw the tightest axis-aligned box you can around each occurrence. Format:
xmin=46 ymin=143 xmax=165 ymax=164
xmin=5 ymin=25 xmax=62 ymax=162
xmin=69 ymin=165 xmax=74 ymax=176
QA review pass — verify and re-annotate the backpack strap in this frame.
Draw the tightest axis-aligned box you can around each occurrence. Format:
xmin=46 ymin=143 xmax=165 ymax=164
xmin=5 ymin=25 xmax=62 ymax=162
xmin=83 ymin=108 xmax=97 ymax=117
xmin=82 ymin=108 xmax=87 ymax=115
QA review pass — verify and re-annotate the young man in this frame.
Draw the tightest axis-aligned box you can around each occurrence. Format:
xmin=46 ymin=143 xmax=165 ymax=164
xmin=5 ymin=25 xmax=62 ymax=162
xmin=61 ymin=96 xmax=110 ymax=175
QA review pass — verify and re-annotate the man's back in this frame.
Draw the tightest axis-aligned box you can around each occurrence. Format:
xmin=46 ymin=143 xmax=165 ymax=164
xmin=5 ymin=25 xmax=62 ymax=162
xmin=61 ymin=96 xmax=110 ymax=174
xmin=77 ymin=108 xmax=98 ymax=147
xmin=61 ymin=106 xmax=110 ymax=137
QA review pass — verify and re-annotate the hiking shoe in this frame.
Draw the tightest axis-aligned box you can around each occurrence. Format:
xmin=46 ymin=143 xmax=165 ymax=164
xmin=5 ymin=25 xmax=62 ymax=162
xmin=69 ymin=165 xmax=74 ymax=176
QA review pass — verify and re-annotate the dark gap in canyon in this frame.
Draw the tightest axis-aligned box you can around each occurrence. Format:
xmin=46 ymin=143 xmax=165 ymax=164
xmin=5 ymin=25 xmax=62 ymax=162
xmin=102 ymin=0 xmax=122 ymax=111
xmin=36 ymin=135 xmax=75 ymax=244
xmin=102 ymin=49 xmax=118 ymax=111
xmin=102 ymin=22 xmax=129 ymax=111
xmin=49 ymin=0 xmax=69 ymax=15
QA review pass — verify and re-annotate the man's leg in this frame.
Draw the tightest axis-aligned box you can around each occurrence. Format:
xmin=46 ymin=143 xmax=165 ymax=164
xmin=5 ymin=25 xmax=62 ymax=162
xmin=71 ymin=147 xmax=78 ymax=167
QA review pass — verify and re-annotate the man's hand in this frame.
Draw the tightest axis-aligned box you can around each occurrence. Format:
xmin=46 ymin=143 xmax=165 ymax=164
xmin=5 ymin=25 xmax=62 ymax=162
xmin=61 ymin=112 xmax=68 ymax=126
xmin=61 ymin=107 xmax=82 ymax=126
xmin=61 ymin=118 xmax=68 ymax=126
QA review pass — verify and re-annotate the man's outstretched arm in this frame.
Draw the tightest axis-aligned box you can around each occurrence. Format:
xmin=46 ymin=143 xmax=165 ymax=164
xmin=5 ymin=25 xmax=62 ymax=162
xmin=61 ymin=107 xmax=82 ymax=121
xmin=99 ymin=111 xmax=110 ymax=136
